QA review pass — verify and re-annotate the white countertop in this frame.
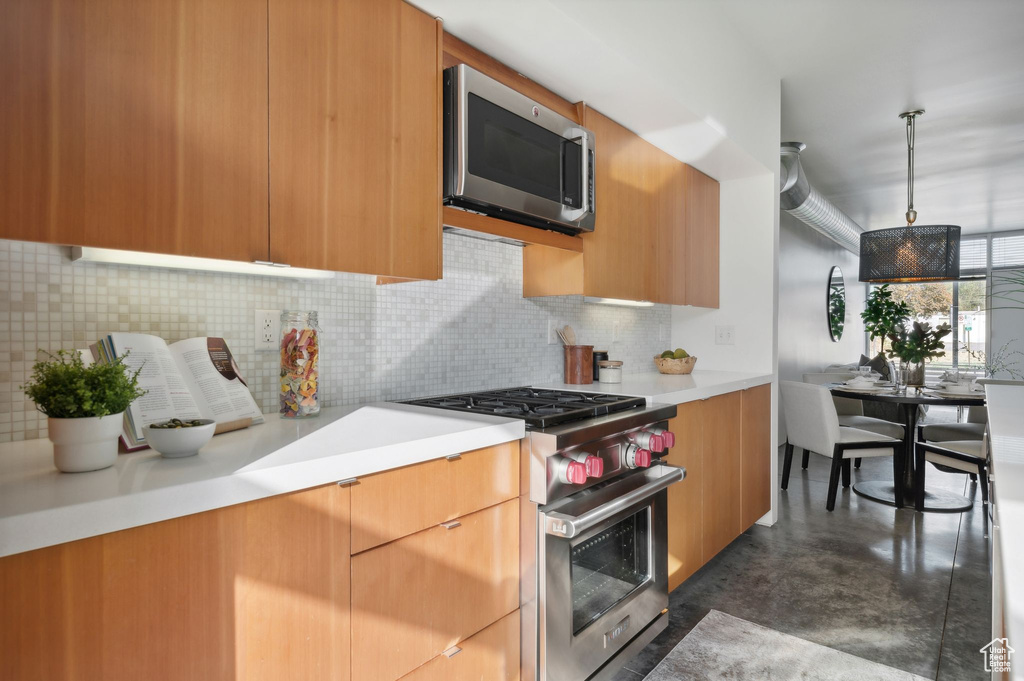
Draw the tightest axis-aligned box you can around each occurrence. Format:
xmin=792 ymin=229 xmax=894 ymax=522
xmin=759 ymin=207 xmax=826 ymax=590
xmin=0 ymin=403 xmax=524 ymax=558
xmin=536 ymin=369 xmax=774 ymax=405
xmin=985 ymin=383 xmax=1024 ymax=672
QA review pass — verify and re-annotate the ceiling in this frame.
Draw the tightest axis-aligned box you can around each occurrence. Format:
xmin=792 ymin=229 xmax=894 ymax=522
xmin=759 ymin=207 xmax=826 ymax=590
xmin=716 ymin=0 xmax=1024 ymax=235
xmin=416 ymin=0 xmax=1024 ymax=236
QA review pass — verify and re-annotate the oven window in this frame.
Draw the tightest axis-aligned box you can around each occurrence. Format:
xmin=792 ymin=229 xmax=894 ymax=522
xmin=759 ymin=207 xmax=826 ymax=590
xmin=467 ymin=93 xmax=580 ymax=204
xmin=570 ymin=508 xmax=651 ymax=634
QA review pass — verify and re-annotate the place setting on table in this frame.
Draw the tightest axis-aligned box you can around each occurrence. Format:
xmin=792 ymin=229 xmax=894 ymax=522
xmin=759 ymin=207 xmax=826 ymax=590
xmin=828 ymin=369 xmax=986 ymax=512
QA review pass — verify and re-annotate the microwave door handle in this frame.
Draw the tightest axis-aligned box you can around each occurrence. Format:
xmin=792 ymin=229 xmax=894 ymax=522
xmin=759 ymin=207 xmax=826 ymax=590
xmin=561 ymin=132 xmax=590 ymax=218
xmin=544 ymin=464 xmax=685 ymax=538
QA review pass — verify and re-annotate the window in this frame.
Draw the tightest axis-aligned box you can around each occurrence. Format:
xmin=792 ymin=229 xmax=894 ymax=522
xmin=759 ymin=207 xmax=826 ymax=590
xmin=867 ymin=279 xmax=987 ymax=375
xmin=960 ymin=237 xmax=988 ymax=276
xmin=992 ymin=233 xmax=1024 ymax=269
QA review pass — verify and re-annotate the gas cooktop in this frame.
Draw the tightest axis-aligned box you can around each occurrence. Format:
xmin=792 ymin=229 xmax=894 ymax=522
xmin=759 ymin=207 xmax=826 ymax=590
xmin=401 ymin=387 xmax=647 ymax=429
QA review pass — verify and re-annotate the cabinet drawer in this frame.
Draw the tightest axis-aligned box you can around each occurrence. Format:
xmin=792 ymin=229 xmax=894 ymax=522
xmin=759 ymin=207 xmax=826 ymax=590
xmin=351 ymin=499 xmax=520 ymax=681
xmin=350 ymin=442 xmax=519 ymax=554
xmin=399 ymin=610 xmax=520 ymax=681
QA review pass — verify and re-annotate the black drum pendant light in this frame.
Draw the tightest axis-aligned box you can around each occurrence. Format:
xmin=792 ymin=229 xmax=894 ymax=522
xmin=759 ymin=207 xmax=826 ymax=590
xmin=859 ymin=111 xmax=961 ymax=283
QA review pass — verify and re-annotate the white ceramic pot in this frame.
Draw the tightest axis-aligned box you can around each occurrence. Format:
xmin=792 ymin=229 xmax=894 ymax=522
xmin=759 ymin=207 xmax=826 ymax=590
xmin=48 ymin=413 xmax=124 ymax=473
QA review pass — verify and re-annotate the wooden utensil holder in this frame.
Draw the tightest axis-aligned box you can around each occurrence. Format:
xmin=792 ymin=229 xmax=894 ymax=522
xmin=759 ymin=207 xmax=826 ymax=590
xmin=564 ymin=345 xmax=594 ymax=384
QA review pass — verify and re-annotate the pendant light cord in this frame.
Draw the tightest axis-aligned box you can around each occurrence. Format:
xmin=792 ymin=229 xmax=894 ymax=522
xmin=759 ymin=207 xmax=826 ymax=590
xmin=900 ymin=111 xmax=923 ymax=225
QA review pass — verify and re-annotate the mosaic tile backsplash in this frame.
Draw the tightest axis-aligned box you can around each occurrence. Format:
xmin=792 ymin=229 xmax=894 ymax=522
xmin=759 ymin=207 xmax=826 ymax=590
xmin=0 ymin=234 xmax=670 ymax=442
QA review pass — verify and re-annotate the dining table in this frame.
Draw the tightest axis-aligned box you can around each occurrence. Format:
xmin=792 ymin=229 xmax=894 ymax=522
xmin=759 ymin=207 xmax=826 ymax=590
xmin=829 ymin=383 xmax=986 ymax=512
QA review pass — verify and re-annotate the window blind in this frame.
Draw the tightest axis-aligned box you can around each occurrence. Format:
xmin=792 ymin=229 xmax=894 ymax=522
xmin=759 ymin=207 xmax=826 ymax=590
xmin=992 ymin=233 xmax=1024 ymax=269
xmin=959 ymin=237 xmax=988 ymax=275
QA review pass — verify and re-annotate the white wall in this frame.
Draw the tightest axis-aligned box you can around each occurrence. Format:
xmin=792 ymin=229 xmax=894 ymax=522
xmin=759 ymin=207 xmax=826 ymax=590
xmin=407 ymin=0 xmax=783 ymax=523
xmin=990 ymin=267 xmax=1024 ymax=375
xmin=671 ymin=174 xmax=777 ymax=373
xmin=776 ymin=212 xmax=867 ymax=439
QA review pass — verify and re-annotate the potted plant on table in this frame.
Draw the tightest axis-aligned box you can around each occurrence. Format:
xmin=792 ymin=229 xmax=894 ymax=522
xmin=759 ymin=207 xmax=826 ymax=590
xmin=861 ymin=284 xmax=912 ymax=361
xmin=886 ymin=321 xmax=952 ymax=387
xmin=22 ymin=350 xmax=144 ymax=473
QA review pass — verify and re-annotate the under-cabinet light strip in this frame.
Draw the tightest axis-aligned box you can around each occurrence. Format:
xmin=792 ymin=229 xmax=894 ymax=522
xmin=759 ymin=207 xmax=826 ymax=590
xmin=583 ymin=297 xmax=655 ymax=308
xmin=71 ymin=247 xmax=337 ymax=279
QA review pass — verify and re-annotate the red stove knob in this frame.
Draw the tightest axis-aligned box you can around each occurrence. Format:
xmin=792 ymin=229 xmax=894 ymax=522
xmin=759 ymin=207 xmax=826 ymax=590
xmin=582 ymin=454 xmax=604 ymax=478
xmin=624 ymin=444 xmax=652 ymax=469
xmin=649 ymin=428 xmax=676 ymax=449
xmin=556 ymin=457 xmax=589 ymax=485
xmin=568 ymin=452 xmax=604 ymax=478
xmin=565 ymin=460 xmax=588 ymax=485
xmin=630 ymin=431 xmax=665 ymax=452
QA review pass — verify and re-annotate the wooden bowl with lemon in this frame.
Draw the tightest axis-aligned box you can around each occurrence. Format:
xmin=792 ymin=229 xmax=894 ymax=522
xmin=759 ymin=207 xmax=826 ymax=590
xmin=654 ymin=348 xmax=697 ymax=375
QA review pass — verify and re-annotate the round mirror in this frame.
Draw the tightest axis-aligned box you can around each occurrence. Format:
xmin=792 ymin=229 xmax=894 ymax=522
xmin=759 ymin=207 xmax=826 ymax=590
xmin=828 ymin=266 xmax=845 ymax=342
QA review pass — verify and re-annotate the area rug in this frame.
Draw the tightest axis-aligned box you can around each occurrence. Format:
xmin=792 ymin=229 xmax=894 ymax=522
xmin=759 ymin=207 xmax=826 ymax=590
xmin=643 ymin=610 xmax=931 ymax=681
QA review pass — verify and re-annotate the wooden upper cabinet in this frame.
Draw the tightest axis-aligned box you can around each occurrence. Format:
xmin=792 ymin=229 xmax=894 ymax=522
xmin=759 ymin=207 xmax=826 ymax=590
xmin=580 ymin=106 xmax=655 ymax=303
xmin=522 ymin=105 xmax=715 ymax=306
xmin=683 ymin=165 xmax=720 ymax=308
xmin=268 ymin=0 xmax=442 ymax=279
xmin=0 ymin=0 xmax=270 ymax=263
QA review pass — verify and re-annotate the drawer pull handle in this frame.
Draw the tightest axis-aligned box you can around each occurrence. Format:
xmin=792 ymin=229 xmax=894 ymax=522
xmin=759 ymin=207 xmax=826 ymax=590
xmin=443 ymin=645 xmax=462 ymax=658
xmin=441 ymin=520 xmax=461 ymax=530
xmin=445 ymin=453 xmax=462 ymax=461
xmin=337 ymin=478 xmax=358 ymax=487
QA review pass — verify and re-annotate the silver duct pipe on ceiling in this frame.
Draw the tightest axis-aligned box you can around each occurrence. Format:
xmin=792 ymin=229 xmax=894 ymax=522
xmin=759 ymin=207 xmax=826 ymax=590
xmin=780 ymin=142 xmax=863 ymax=254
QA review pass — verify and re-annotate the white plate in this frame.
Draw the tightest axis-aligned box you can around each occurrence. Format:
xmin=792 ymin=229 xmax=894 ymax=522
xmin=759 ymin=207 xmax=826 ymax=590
xmin=928 ymin=390 xmax=985 ymax=399
xmin=838 ymin=385 xmax=886 ymax=393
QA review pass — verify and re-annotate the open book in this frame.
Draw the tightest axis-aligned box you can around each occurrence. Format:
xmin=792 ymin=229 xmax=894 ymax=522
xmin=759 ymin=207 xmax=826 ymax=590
xmin=92 ymin=334 xmax=265 ymax=450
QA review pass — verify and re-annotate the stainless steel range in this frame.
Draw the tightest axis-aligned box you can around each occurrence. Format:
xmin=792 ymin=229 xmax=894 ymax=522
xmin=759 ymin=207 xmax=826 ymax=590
xmin=403 ymin=388 xmax=684 ymax=681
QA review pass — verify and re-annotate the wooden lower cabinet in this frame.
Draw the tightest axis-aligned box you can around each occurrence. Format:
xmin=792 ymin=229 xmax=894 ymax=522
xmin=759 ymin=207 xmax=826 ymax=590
xmin=666 ymin=400 xmax=704 ymax=591
xmin=0 ymin=484 xmax=351 ymax=681
xmin=740 ymin=384 xmax=772 ymax=529
xmin=350 ymin=442 xmax=519 ymax=554
xmin=701 ymin=392 xmax=744 ymax=561
xmin=398 ymin=610 xmax=520 ymax=681
xmin=350 ymin=499 xmax=520 ymax=681
xmin=665 ymin=386 xmax=773 ymax=592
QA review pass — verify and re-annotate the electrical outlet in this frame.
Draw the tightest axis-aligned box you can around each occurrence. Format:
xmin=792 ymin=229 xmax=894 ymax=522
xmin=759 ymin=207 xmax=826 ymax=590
xmin=612 ymin=320 xmax=621 ymax=343
xmin=255 ymin=309 xmax=280 ymax=351
xmin=715 ymin=325 xmax=736 ymax=345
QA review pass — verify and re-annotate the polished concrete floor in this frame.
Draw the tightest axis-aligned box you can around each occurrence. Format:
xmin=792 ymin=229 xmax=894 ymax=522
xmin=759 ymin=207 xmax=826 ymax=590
xmin=615 ymin=423 xmax=992 ymax=680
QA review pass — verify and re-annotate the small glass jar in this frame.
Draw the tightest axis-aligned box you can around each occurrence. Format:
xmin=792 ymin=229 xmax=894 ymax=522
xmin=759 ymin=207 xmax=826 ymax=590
xmin=598 ymin=360 xmax=623 ymax=383
xmin=279 ymin=311 xmax=321 ymax=418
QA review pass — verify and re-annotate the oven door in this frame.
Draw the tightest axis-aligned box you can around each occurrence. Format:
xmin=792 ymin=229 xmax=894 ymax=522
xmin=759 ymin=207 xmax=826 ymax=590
xmin=446 ymin=64 xmax=595 ymax=232
xmin=539 ymin=464 xmax=683 ymax=681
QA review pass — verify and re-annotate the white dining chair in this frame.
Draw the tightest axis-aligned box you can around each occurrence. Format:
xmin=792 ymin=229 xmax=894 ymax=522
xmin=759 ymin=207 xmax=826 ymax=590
xmin=802 ymin=372 xmax=905 ymax=470
xmin=781 ymin=381 xmax=905 ymax=511
xmin=919 ymin=405 xmax=987 ymax=443
xmin=915 ymin=433 xmax=990 ymax=511
xmin=920 ymin=380 xmax=1024 ymax=447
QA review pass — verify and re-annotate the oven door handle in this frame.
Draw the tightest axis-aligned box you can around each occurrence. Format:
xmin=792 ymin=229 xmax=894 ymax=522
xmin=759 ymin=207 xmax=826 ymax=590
xmin=543 ymin=464 xmax=685 ymax=538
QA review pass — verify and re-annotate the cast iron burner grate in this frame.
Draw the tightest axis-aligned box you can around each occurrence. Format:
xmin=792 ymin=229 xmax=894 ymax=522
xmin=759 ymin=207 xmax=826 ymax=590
xmin=400 ymin=387 xmax=647 ymax=429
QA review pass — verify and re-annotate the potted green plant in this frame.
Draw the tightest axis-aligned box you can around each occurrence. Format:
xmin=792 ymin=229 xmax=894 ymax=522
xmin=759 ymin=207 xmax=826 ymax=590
xmin=886 ymin=321 xmax=952 ymax=386
xmin=861 ymin=285 xmax=911 ymax=356
xmin=22 ymin=350 xmax=144 ymax=473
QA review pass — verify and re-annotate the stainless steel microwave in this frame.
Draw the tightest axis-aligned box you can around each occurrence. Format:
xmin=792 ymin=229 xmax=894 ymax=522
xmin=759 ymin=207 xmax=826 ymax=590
xmin=443 ymin=64 xmax=596 ymax=234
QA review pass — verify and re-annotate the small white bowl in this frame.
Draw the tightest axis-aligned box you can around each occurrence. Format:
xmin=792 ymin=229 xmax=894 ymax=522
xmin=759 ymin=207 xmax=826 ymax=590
xmin=941 ymin=384 xmax=973 ymax=395
xmin=143 ymin=419 xmax=216 ymax=458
